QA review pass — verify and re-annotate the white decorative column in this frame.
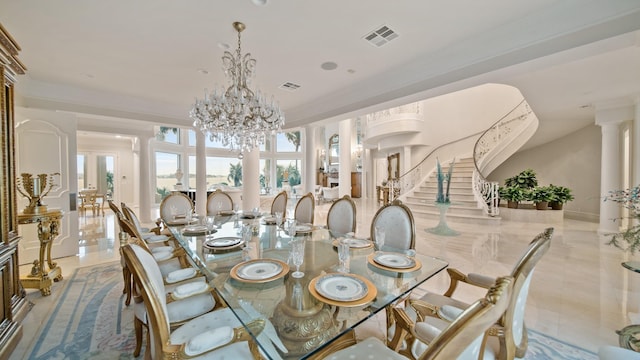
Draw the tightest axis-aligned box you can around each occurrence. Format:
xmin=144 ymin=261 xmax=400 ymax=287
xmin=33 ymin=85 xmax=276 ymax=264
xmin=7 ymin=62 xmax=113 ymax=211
xmin=196 ymin=130 xmax=207 ymax=216
xmin=138 ymin=133 xmax=152 ymax=223
xmin=304 ymin=126 xmax=317 ymax=194
xmin=339 ymin=119 xmax=352 ymax=198
xmin=242 ymin=150 xmax=260 ymax=212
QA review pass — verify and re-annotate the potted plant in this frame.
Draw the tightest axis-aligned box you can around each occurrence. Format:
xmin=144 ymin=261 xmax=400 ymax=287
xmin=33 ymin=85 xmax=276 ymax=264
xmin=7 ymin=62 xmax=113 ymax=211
xmin=529 ymin=186 xmax=554 ymax=210
xmin=604 ymin=185 xmax=640 ymax=253
xmin=549 ymin=184 xmax=574 ymax=210
xmin=500 ymin=186 xmax=525 ymax=208
xmin=504 ymin=169 xmax=538 ymax=190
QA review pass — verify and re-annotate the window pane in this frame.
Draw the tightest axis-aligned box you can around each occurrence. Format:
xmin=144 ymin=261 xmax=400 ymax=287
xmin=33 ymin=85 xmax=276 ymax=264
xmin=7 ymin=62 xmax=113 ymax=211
xmin=77 ymin=154 xmax=86 ymax=189
xmin=276 ymin=159 xmax=301 ymax=188
xmin=156 ymin=127 xmax=180 ymax=144
xmin=276 ymin=131 xmax=301 ymax=152
xmin=260 ymin=159 xmax=271 ymax=193
xmin=155 ymin=152 xmax=180 ymax=203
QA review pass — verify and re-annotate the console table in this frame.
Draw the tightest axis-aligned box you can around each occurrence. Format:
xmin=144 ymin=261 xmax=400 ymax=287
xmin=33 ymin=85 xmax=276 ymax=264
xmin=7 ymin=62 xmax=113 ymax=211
xmin=18 ymin=209 xmax=64 ymax=296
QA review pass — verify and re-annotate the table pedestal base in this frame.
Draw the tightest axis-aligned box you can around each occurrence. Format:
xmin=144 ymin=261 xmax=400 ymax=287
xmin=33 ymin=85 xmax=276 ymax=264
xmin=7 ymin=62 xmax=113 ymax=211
xmin=20 ymin=263 xmax=63 ymax=296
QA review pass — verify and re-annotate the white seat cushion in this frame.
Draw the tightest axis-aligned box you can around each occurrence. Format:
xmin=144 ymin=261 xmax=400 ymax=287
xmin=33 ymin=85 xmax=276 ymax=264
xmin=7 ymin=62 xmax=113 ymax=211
xmin=184 ymin=326 xmax=233 ymax=356
xmin=152 ymin=250 xmax=174 ymax=262
xmin=170 ymin=308 xmax=241 ymax=345
xmin=326 ymin=337 xmax=408 ymax=360
xmin=172 ymin=281 xmax=209 ymax=300
xmin=147 ymin=234 xmax=170 ymax=243
xmin=135 ymin=292 xmax=216 ymax=324
xmin=166 ymin=267 xmax=198 ymax=283
xmin=151 ymin=246 xmax=174 ymax=254
xmin=598 ymin=345 xmax=640 ymax=360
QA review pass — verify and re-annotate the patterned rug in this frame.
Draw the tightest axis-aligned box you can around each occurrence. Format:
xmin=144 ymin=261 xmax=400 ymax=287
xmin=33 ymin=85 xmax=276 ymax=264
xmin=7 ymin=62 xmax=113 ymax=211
xmin=24 ymin=262 xmax=597 ymax=360
xmin=24 ymin=262 xmax=138 ymax=359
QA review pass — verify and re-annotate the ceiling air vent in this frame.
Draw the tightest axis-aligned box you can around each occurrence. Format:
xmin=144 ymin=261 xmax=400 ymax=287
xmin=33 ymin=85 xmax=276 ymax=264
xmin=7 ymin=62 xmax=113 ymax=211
xmin=279 ymin=82 xmax=301 ymax=91
xmin=363 ymin=25 xmax=399 ymax=47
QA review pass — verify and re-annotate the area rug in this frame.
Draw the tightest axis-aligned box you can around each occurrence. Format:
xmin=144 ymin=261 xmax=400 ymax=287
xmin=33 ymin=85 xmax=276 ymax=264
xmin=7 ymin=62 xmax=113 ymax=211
xmin=24 ymin=262 xmax=138 ymax=359
xmin=24 ymin=262 xmax=598 ymax=360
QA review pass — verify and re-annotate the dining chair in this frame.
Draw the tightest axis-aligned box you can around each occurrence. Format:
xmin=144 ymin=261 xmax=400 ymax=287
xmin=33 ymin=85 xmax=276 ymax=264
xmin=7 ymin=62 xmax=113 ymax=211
xmin=206 ymin=189 xmax=234 ymax=215
xmin=78 ymin=189 xmax=100 ymax=217
xmin=121 ymin=243 xmax=265 ymax=359
xmin=370 ymin=199 xmax=415 ymax=251
xmin=159 ymin=192 xmax=194 ymax=226
xmin=598 ymin=345 xmax=640 ymax=359
xmin=326 ymin=195 xmax=356 ymax=235
xmin=294 ymin=192 xmax=315 ymax=225
xmin=270 ymin=190 xmax=288 ymax=218
xmin=319 ymin=276 xmax=514 ymax=360
xmin=406 ymin=227 xmax=554 ymax=360
xmin=121 ymin=202 xmax=164 ymax=241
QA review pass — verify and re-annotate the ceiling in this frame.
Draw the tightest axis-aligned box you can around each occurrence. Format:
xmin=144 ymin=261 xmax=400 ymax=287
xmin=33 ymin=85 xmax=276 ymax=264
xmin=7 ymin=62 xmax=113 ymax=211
xmin=2 ymin=0 xmax=640 ymax=149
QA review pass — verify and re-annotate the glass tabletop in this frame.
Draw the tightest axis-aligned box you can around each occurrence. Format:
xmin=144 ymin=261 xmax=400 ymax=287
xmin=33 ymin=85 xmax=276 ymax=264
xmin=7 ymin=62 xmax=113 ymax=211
xmin=168 ymin=214 xmax=448 ymax=360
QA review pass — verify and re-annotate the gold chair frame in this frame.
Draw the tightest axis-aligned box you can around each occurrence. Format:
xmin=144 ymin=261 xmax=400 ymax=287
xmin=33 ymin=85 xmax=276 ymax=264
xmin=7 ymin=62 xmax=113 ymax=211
xmin=270 ymin=190 xmax=288 ymax=218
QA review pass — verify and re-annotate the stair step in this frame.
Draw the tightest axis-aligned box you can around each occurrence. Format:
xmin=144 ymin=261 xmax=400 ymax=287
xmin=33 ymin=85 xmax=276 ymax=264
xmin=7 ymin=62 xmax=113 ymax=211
xmin=411 ymin=208 xmax=501 ymax=226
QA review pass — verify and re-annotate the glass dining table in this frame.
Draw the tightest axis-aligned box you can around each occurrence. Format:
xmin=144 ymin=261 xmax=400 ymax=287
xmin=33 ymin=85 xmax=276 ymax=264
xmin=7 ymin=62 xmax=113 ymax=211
xmin=168 ymin=213 xmax=448 ymax=360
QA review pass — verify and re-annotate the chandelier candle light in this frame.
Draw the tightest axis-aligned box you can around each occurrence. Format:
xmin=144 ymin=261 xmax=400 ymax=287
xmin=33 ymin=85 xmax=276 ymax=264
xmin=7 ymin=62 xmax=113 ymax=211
xmin=190 ymin=22 xmax=285 ymax=159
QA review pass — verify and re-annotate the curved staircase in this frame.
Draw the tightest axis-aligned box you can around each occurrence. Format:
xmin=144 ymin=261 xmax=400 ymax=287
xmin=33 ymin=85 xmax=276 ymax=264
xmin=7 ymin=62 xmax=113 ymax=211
xmin=403 ymin=158 xmax=501 ymax=226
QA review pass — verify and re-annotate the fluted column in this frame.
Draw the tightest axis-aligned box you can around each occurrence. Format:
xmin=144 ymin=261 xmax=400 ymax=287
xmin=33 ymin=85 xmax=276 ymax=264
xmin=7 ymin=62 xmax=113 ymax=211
xmin=304 ymin=126 xmax=317 ymax=194
xmin=597 ymin=120 xmax=622 ymax=233
xmin=339 ymin=119 xmax=352 ymax=198
xmin=138 ymin=133 xmax=152 ymax=223
xmin=242 ymin=150 xmax=260 ymax=212
xmin=196 ymin=130 xmax=207 ymax=216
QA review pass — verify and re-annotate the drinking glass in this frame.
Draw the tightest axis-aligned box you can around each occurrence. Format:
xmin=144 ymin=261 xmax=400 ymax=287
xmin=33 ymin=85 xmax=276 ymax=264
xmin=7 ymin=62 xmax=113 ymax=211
xmin=291 ymin=240 xmax=306 ymax=278
xmin=205 ymin=216 xmax=216 ymax=234
xmin=374 ymin=226 xmax=386 ymax=251
xmin=275 ymin=211 xmax=283 ymax=238
xmin=285 ymin=219 xmax=297 ymax=238
xmin=337 ymin=240 xmax=350 ymax=273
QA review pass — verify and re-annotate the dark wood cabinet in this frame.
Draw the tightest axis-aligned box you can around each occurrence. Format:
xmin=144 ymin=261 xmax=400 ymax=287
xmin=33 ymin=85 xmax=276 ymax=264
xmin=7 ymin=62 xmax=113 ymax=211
xmin=317 ymin=172 xmax=327 ymax=187
xmin=0 ymin=23 xmax=28 ymax=358
xmin=351 ymin=172 xmax=361 ymax=198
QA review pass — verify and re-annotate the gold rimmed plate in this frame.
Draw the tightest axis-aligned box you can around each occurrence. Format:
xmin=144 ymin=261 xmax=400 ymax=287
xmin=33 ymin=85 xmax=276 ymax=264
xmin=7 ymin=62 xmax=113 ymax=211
xmin=367 ymin=253 xmax=422 ymax=273
xmin=182 ymin=225 xmax=217 ymax=236
xmin=308 ymin=273 xmax=377 ymax=307
xmin=230 ymin=259 xmax=289 ymax=283
xmin=332 ymin=238 xmax=373 ymax=249
xmin=295 ymin=224 xmax=313 ymax=234
xmin=203 ymin=237 xmax=243 ymax=251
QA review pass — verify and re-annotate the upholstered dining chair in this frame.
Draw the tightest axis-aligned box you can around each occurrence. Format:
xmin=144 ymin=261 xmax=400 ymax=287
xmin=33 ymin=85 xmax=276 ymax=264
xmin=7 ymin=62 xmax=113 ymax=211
xmin=122 ymin=243 xmax=265 ymax=359
xmin=318 ymin=276 xmax=514 ymax=360
xmin=270 ymin=190 xmax=288 ymax=218
xmin=406 ymin=227 xmax=554 ymax=360
xmin=370 ymin=199 xmax=416 ymax=251
xmin=294 ymin=192 xmax=315 ymax=225
xmin=326 ymin=195 xmax=356 ymax=235
xmin=598 ymin=345 xmax=640 ymax=359
xmin=121 ymin=202 xmax=167 ymax=242
xmin=159 ymin=192 xmax=194 ymax=226
xmin=206 ymin=189 xmax=234 ymax=215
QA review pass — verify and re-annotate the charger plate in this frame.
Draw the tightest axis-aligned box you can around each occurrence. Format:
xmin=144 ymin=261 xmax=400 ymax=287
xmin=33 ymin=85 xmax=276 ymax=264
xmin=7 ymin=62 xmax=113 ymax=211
xmin=295 ymin=224 xmax=313 ymax=234
xmin=218 ymin=210 xmax=235 ymax=216
xmin=203 ymin=237 xmax=243 ymax=252
xmin=367 ymin=253 xmax=422 ymax=273
xmin=166 ymin=219 xmax=189 ymax=226
xmin=230 ymin=259 xmax=289 ymax=283
xmin=262 ymin=216 xmax=277 ymax=225
xmin=182 ymin=225 xmax=217 ymax=236
xmin=308 ymin=273 xmax=377 ymax=307
xmin=332 ymin=238 xmax=373 ymax=249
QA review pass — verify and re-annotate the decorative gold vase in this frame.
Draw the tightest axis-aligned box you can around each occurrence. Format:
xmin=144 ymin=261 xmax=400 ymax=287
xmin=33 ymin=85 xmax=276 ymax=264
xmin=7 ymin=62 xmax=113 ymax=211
xmin=16 ymin=172 xmax=59 ymax=214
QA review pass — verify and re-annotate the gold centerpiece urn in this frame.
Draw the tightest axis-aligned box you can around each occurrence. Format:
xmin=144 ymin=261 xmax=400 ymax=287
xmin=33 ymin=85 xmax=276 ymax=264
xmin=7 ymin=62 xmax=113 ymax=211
xmin=17 ymin=172 xmax=59 ymax=214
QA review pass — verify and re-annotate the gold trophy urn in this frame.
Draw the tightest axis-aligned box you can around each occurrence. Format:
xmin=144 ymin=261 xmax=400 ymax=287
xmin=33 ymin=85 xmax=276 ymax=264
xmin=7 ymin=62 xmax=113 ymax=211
xmin=16 ymin=172 xmax=59 ymax=214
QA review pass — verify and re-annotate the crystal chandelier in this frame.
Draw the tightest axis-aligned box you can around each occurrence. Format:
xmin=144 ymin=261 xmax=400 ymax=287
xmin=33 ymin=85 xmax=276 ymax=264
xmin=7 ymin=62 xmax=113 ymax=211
xmin=190 ymin=21 xmax=285 ymax=158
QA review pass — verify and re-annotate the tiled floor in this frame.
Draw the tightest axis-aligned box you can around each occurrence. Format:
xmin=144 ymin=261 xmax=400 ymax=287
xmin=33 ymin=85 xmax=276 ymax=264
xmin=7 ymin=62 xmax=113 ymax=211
xmin=11 ymin=197 xmax=638 ymax=358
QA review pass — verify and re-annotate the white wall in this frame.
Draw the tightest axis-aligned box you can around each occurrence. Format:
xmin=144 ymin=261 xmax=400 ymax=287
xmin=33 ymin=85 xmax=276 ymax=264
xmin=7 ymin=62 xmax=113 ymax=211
xmin=488 ymin=124 xmax=601 ymax=222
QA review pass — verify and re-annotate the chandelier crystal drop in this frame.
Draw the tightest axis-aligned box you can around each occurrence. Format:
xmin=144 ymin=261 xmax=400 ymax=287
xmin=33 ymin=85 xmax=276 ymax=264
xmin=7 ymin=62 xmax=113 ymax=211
xmin=190 ymin=22 xmax=284 ymax=159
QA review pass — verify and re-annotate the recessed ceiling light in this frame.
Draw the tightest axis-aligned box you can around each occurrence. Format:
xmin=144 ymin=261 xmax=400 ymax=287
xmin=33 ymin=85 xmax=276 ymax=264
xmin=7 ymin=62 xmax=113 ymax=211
xmin=197 ymin=68 xmax=209 ymax=75
xmin=321 ymin=62 xmax=338 ymax=71
xmin=218 ymin=42 xmax=230 ymax=50
xmin=252 ymin=0 xmax=267 ymax=5
xmin=347 ymin=69 xmax=356 ymax=74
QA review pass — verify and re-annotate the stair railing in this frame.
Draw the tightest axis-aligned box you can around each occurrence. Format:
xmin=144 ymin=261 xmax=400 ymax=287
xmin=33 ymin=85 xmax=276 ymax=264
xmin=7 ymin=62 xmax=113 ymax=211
xmin=472 ymin=100 xmax=534 ymax=216
xmin=392 ymin=99 xmax=535 ymax=218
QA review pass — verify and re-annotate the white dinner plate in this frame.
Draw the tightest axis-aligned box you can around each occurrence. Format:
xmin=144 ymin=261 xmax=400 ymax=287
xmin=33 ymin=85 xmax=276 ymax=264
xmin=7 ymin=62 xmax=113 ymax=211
xmin=182 ymin=225 xmax=216 ymax=236
xmin=373 ymin=252 xmax=416 ymax=269
xmin=295 ymin=224 xmax=313 ymax=233
xmin=204 ymin=237 xmax=242 ymax=248
xmin=315 ymin=274 xmax=368 ymax=302
xmin=236 ymin=260 xmax=283 ymax=280
xmin=342 ymin=238 xmax=371 ymax=248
